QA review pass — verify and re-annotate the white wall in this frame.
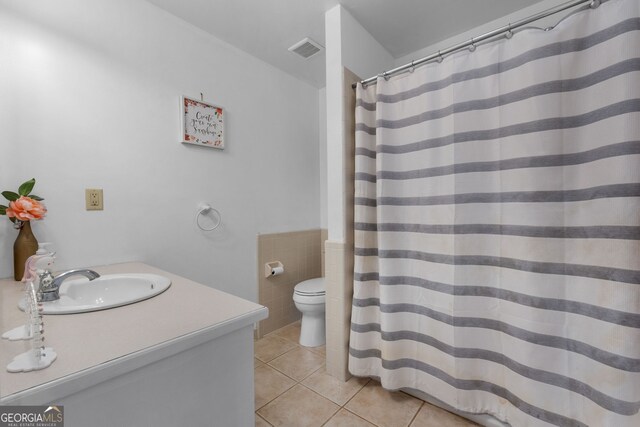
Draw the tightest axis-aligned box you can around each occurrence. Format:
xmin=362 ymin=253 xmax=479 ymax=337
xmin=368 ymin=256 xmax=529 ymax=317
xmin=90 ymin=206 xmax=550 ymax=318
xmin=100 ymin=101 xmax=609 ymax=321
xmin=0 ymin=56 xmax=17 ymax=270
xmin=325 ymin=6 xmax=344 ymax=242
xmin=325 ymin=5 xmax=394 ymax=242
xmin=338 ymin=8 xmax=395 ymax=87
xmin=0 ymin=0 xmax=320 ymax=302
xmin=318 ymin=87 xmax=327 ymax=229
xmin=394 ymin=0 xmax=579 ymax=67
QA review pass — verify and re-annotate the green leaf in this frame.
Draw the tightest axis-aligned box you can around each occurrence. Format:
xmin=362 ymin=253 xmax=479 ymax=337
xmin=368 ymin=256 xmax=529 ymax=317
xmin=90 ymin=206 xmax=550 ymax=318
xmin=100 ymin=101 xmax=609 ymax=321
xmin=0 ymin=205 xmax=6 ymax=215
xmin=2 ymin=191 xmax=19 ymax=202
xmin=29 ymin=195 xmax=44 ymax=201
xmin=18 ymin=178 xmax=35 ymax=196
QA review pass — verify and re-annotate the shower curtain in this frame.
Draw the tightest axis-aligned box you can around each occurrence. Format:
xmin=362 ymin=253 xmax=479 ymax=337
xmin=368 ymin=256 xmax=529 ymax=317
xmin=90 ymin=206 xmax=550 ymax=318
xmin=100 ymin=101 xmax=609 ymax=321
xmin=348 ymin=0 xmax=639 ymax=425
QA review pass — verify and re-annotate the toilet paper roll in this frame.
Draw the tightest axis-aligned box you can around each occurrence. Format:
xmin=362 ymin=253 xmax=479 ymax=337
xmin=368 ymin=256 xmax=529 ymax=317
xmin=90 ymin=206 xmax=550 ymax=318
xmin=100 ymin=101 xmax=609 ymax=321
xmin=271 ymin=266 xmax=284 ymax=276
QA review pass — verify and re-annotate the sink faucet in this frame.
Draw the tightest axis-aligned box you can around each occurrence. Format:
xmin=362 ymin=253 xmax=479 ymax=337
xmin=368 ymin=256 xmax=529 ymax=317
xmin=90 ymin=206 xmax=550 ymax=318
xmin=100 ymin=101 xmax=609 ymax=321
xmin=39 ymin=269 xmax=101 ymax=302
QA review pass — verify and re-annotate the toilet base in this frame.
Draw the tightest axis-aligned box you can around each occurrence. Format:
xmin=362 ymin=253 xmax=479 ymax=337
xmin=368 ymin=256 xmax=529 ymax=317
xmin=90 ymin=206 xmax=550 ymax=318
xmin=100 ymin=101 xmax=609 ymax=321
xmin=299 ymin=311 xmax=325 ymax=347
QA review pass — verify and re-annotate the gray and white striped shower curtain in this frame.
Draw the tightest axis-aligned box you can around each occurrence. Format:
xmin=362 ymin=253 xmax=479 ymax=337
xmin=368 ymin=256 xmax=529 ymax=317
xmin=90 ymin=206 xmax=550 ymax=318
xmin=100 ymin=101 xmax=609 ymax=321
xmin=348 ymin=0 xmax=640 ymax=425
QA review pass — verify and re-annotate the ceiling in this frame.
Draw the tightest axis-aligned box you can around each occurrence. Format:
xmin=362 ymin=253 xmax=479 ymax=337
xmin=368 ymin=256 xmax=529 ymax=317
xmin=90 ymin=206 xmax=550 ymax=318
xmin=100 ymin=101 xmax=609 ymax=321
xmin=146 ymin=0 xmax=546 ymax=88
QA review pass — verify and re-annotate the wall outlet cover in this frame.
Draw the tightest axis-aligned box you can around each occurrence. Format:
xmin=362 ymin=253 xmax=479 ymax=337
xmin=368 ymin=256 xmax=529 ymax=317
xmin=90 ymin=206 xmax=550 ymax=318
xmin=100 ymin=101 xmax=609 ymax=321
xmin=85 ymin=189 xmax=103 ymax=211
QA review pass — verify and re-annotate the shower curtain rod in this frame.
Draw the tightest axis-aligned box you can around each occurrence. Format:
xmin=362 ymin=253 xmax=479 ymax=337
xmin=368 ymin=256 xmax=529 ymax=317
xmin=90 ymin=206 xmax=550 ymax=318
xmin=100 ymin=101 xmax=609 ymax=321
xmin=353 ymin=0 xmax=601 ymax=88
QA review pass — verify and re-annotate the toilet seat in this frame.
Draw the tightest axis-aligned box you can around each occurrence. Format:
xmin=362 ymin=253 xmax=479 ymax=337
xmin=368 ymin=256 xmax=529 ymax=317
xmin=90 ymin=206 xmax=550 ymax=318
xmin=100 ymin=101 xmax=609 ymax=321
xmin=293 ymin=292 xmax=325 ymax=305
xmin=294 ymin=277 xmax=325 ymax=297
xmin=294 ymin=290 xmax=325 ymax=297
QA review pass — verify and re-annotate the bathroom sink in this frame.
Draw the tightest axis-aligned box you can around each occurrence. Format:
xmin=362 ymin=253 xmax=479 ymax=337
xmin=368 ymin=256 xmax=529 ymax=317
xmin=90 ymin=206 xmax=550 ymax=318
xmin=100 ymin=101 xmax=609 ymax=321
xmin=18 ymin=273 xmax=171 ymax=314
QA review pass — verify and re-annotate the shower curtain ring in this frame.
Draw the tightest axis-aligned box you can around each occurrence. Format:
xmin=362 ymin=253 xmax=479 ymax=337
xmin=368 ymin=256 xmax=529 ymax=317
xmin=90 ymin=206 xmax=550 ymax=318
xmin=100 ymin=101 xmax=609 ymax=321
xmin=409 ymin=61 xmax=415 ymax=73
xmin=383 ymin=71 xmax=390 ymax=81
xmin=505 ymin=23 xmax=514 ymax=39
xmin=590 ymin=0 xmax=600 ymax=8
xmin=437 ymin=51 xmax=443 ymax=63
xmin=468 ymin=38 xmax=476 ymax=52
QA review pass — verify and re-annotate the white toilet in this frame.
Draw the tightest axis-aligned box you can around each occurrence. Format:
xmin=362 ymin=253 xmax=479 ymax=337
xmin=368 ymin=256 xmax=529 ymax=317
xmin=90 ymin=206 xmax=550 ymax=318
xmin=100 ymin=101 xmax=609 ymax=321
xmin=293 ymin=277 xmax=326 ymax=347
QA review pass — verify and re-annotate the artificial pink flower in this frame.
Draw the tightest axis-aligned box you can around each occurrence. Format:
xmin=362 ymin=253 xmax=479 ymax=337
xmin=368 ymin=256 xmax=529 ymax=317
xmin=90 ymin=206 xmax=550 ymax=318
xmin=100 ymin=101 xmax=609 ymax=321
xmin=6 ymin=196 xmax=47 ymax=221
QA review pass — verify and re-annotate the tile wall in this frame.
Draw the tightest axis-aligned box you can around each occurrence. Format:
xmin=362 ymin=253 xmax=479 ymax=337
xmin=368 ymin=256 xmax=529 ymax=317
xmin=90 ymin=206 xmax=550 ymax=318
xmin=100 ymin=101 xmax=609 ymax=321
xmin=325 ymin=241 xmax=354 ymax=381
xmin=257 ymin=229 xmax=327 ymax=338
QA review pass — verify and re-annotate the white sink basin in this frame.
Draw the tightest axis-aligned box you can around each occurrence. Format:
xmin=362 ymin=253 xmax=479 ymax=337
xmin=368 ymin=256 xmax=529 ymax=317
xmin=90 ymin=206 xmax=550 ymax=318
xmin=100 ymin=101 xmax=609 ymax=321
xmin=19 ymin=273 xmax=171 ymax=314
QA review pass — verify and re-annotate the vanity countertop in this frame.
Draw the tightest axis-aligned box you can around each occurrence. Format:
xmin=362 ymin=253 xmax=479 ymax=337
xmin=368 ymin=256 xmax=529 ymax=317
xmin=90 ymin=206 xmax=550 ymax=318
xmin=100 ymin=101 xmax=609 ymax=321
xmin=0 ymin=262 xmax=267 ymax=402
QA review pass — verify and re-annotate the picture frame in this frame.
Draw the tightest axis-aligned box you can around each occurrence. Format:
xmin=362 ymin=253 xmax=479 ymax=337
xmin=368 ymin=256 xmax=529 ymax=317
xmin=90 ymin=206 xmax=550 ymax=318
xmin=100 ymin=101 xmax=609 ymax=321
xmin=181 ymin=96 xmax=225 ymax=149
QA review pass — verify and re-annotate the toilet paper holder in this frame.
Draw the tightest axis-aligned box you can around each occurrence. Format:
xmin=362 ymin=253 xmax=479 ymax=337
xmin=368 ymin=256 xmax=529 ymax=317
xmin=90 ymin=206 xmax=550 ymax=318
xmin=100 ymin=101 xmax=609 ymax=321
xmin=264 ymin=261 xmax=284 ymax=278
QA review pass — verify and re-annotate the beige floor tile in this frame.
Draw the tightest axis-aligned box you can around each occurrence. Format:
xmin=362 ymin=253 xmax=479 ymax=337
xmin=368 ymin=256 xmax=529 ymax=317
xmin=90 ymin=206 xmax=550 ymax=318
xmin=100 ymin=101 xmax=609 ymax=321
xmin=301 ymin=368 xmax=368 ymax=405
xmin=324 ymin=408 xmax=376 ymax=427
xmin=254 ymin=364 xmax=296 ymax=410
xmin=257 ymin=384 xmax=339 ymax=427
xmin=268 ymin=346 xmax=324 ymax=381
xmin=308 ymin=344 xmax=326 ymax=357
xmin=255 ymin=335 xmax=298 ymax=362
xmin=271 ymin=321 xmax=301 ymax=343
xmin=255 ymin=358 xmax=264 ymax=368
xmin=255 ymin=414 xmax=272 ymax=427
xmin=346 ymin=381 xmax=423 ymax=427
xmin=410 ymin=402 xmax=480 ymax=427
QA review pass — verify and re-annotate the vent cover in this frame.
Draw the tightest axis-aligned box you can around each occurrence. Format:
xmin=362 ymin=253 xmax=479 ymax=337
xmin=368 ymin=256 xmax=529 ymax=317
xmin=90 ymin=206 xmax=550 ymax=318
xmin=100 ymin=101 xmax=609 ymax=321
xmin=288 ymin=37 xmax=324 ymax=59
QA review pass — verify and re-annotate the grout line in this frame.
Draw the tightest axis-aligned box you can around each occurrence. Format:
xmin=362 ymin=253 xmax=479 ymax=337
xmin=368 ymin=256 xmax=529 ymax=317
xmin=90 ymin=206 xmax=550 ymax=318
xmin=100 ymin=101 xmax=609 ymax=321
xmin=319 ymin=405 xmax=342 ymax=427
xmin=265 ymin=349 xmax=321 ymax=382
xmin=299 ymin=363 xmax=324 ymax=382
xmin=265 ymin=363 xmax=299 ymax=382
xmin=407 ymin=402 xmax=425 ymax=427
xmin=278 ymin=336 xmax=300 ymax=345
xmin=254 ymin=362 xmax=298 ymax=410
xmin=255 ymin=341 xmax=299 ymax=363
xmin=267 ymin=363 xmax=318 ymax=383
xmin=254 ymin=379 xmax=297 ymax=412
xmin=342 ymin=377 xmax=371 ymax=409
xmin=255 ymin=413 xmax=274 ymax=427
xmin=307 ymin=345 xmax=326 ymax=356
xmin=298 ymin=381 xmax=343 ymax=407
xmin=341 ymin=408 xmax=378 ymax=426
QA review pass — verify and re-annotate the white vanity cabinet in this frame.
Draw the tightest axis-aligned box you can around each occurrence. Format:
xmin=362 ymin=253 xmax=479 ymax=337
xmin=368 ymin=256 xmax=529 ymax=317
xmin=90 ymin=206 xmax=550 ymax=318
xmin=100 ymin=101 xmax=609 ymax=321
xmin=0 ymin=263 xmax=268 ymax=427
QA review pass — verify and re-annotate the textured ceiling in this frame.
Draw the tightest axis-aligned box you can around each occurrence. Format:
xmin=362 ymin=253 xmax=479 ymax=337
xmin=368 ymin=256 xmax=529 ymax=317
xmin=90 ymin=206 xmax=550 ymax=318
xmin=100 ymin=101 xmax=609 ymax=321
xmin=146 ymin=0 xmax=547 ymax=87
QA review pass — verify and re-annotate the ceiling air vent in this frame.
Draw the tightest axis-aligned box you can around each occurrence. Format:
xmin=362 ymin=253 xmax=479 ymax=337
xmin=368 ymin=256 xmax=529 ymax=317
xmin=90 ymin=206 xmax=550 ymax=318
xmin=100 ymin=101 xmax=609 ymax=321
xmin=288 ymin=37 xmax=324 ymax=59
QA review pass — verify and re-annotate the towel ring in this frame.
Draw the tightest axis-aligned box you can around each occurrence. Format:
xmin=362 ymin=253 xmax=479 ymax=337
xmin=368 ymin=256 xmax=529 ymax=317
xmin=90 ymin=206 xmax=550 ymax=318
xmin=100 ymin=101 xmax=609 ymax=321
xmin=196 ymin=204 xmax=221 ymax=232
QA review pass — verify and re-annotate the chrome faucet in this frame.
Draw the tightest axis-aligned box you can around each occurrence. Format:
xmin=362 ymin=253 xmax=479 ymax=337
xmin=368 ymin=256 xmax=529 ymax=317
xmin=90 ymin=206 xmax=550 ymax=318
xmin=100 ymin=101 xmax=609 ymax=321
xmin=39 ymin=269 xmax=101 ymax=302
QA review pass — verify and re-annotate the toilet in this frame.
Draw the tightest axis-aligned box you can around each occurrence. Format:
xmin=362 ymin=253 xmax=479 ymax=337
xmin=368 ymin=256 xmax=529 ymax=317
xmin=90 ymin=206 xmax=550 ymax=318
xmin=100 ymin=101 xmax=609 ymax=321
xmin=293 ymin=277 xmax=326 ymax=347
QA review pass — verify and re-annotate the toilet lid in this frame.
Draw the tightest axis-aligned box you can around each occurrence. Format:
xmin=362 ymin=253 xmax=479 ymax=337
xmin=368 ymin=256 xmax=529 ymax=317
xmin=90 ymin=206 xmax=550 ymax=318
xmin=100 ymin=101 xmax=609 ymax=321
xmin=294 ymin=277 xmax=325 ymax=296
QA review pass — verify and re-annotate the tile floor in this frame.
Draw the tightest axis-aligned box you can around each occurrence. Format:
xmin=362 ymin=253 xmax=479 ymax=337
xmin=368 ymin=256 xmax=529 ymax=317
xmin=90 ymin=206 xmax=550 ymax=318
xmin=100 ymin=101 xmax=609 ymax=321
xmin=254 ymin=321 xmax=480 ymax=427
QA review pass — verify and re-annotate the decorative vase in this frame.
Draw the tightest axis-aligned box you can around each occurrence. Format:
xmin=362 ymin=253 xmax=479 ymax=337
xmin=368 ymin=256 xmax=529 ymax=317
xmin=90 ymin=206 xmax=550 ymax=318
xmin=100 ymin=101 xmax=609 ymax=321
xmin=13 ymin=221 xmax=38 ymax=281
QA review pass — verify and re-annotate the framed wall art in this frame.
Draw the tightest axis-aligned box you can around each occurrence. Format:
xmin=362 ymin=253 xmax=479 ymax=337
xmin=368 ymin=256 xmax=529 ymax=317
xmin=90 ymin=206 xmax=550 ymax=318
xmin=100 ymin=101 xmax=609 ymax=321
xmin=181 ymin=96 xmax=225 ymax=149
